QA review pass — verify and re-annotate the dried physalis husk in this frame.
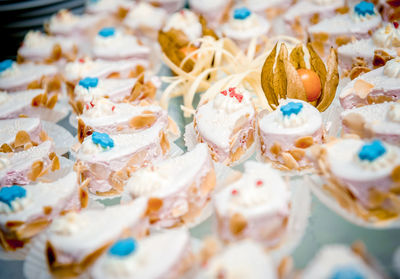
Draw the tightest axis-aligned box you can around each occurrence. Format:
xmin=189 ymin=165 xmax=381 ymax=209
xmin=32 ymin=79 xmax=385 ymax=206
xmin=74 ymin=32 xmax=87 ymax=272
xmin=317 ymin=47 xmax=338 ymax=112
xmin=307 ymin=43 xmax=327 ymax=90
xmin=373 ymin=49 xmax=394 ymax=68
xmin=274 ymin=43 xmax=288 ymax=100
xmin=199 ymin=15 xmax=218 ymax=40
xmin=284 ymin=59 xmax=307 ymax=101
xmin=261 ymin=43 xmax=279 ymax=107
xmin=290 ymin=44 xmax=306 ymax=69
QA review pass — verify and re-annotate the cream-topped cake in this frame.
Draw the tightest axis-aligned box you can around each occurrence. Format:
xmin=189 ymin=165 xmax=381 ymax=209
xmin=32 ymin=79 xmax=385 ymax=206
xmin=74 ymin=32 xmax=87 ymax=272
xmin=220 ymin=7 xmax=271 ymax=50
xmin=338 ymin=22 xmax=400 ymax=72
xmin=189 ymin=0 xmax=231 ymax=28
xmin=45 ymin=198 xmax=149 ymax=278
xmin=194 ymin=87 xmax=256 ymax=166
xmin=309 ymin=138 xmax=400 ymax=220
xmin=258 ymin=99 xmax=323 ymax=170
xmin=0 ymin=172 xmax=83 ymax=252
xmin=199 ymin=240 xmax=278 ymax=279
xmin=92 ymin=27 xmax=150 ymax=61
xmin=77 ymin=98 xmax=171 ymax=142
xmin=340 ymin=58 xmax=400 ymax=109
xmin=163 ymin=9 xmax=202 ymax=42
xmin=302 ymin=245 xmax=382 ymax=279
xmin=308 ymin=1 xmax=382 ymax=56
xmin=284 ymin=0 xmax=346 ymax=39
xmin=341 ymin=102 xmax=400 ymax=145
xmin=214 ymin=161 xmax=291 ymax=247
xmin=141 ymin=0 xmax=185 ymax=14
xmin=0 ymin=118 xmax=48 ymax=152
xmin=75 ymin=129 xmax=169 ymax=196
xmin=91 ymin=229 xmax=192 ymax=279
xmin=85 ymin=0 xmax=134 ymax=16
xmin=124 ymin=2 xmax=167 ymax=40
xmin=125 ymin=143 xmax=215 ymax=228
xmin=17 ymin=31 xmax=77 ymax=64
xmin=0 ymin=60 xmax=58 ymax=92
xmin=0 ymin=141 xmax=60 ymax=187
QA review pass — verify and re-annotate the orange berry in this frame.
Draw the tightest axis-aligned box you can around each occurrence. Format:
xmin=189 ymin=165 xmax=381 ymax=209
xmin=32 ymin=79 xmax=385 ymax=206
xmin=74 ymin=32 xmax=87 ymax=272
xmin=179 ymin=46 xmax=198 ymax=60
xmin=297 ymin=68 xmax=322 ymax=102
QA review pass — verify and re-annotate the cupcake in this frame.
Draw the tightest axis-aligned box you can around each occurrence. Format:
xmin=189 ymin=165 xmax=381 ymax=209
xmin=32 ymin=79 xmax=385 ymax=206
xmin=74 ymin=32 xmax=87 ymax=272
xmin=258 ymin=99 xmax=324 ymax=171
xmin=198 ymin=240 xmax=278 ymax=279
xmin=76 ymin=97 xmax=176 ymax=143
xmin=91 ymin=229 xmax=192 ymax=279
xmin=308 ymin=138 xmax=400 ymax=221
xmin=124 ymin=143 xmax=215 ymax=228
xmin=308 ymin=1 xmax=382 ymax=57
xmin=220 ymin=7 xmax=271 ymax=50
xmin=0 ymin=60 xmax=58 ymax=92
xmin=340 ymin=57 xmax=400 ymax=109
xmin=163 ymin=9 xmax=203 ymax=42
xmin=75 ymin=129 xmax=169 ymax=196
xmin=193 ymin=87 xmax=256 ymax=166
xmin=141 ymin=0 xmax=185 ymax=14
xmin=283 ymin=0 xmax=346 ymax=39
xmin=17 ymin=31 xmax=78 ymax=65
xmin=0 ymin=172 xmax=83 ymax=253
xmin=301 ymin=244 xmax=382 ymax=278
xmin=0 ymin=141 xmax=60 ymax=187
xmin=92 ymin=27 xmax=150 ymax=62
xmin=123 ymin=2 xmax=167 ymax=41
xmin=42 ymin=198 xmax=149 ymax=278
xmin=338 ymin=22 xmax=400 ymax=74
xmin=214 ymin=161 xmax=291 ymax=247
xmin=189 ymin=0 xmax=232 ymax=28
xmin=341 ymin=102 xmax=400 ymax=145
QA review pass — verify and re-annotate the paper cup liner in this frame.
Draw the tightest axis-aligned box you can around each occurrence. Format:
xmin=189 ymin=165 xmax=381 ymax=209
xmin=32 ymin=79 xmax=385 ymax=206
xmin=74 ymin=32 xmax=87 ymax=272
xmin=307 ymin=174 xmax=400 ymax=229
xmin=184 ymin=122 xmax=256 ymax=167
xmin=42 ymin=121 xmax=74 ymax=156
xmin=69 ymin=113 xmax=78 ymax=129
xmin=29 ymin=102 xmax=70 ymax=123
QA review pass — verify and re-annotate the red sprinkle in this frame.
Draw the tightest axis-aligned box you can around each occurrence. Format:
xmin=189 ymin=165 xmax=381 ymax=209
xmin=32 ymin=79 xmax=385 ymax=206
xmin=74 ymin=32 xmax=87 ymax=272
xmin=231 ymin=189 xmax=238 ymax=195
xmin=256 ymin=180 xmax=263 ymax=187
xmin=85 ymin=104 xmax=89 ymax=110
xmin=394 ymin=22 xmax=399 ymax=28
xmin=235 ymin=94 xmax=243 ymax=103
xmin=79 ymin=58 xmax=85 ymax=63
xmin=112 ymin=106 xmax=115 ymax=111
xmin=90 ymin=101 xmax=94 ymax=107
xmin=228 ymin=87 xmax=235 ymax=93
xmin=220 ymin=90 xmax=227 ymax=96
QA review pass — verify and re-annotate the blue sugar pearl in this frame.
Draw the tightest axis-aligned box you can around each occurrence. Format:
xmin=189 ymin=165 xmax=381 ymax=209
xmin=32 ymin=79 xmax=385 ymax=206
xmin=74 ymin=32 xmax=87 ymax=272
xmin=98 ymin=27 xmax=116 ymax=38
xmin=0 ymin=185 xmax=27 ymax=208
xmin=233 ymin=7 xmax=251 ymax=20
xmin=92 ymin=131 xmax=114 ymax=149
xmin=354 ymin=1 xmax=375 ymax=16
xmin=330 ymin=266 xmax=365 ymax=279
xmin=0 ymin=60 xmax=14 ymax=73
xmin=280 ymin=102 xmax=303 ymax=117
xmin=109 ymin=238 xmax=137 ymax=257
xmin=78 ymin=77 xmax=99 ymax=89
xmin=358 ymin=140 xmax=386 ymax=162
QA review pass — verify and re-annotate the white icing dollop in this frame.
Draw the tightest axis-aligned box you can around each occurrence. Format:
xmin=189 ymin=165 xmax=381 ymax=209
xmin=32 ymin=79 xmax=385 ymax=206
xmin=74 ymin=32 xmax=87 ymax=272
xmin=387 ymin=103 xmax=400 ymax=123
xmin=128 ymin=166 xmax=171 ymax=197
xmin=94 ymin=30 xmax=140 ymax=49
xmin=103 ymin=251 xmax=140 ymax=277
xmin=350 ymin=8 xmax=379 ymax=23
xmin=82 ymin=98 xmax=115 ymax=118
xmin=80 ymin=136 xmax=108 ymax=155
xmin=164 ymin=9 xmax=202 ymax=42
xmin=0 ymin=62 xmax=20 ymax=78
xmin=228 ymin=13 xmax=261 ymax=32
xmin=0 ymin=154 xmax=10 ymax=170
xmin=372 ymin=23 xmax=400 ymax=48
xmin=355 ymin=146 xmax=397 ymax=171
xmin=64 ymin=59 xmax=96 ymax=80
xmin=50 ymin=211 xmax=84 ymax=235
xmin=23 ymin=31 xmax=52 ymax=48
xmin=383 ymin=57 xmax=400 ymax=78
xmin=275 ymin=108 xmax=307 ymax=128
xmin=213 ymin=88 xmax=250 ymax=113
xmin=0 ymin=91 xmax=10 ymax=105
xmin=75 ymin=79 xmax=105 ymax=103
xmin=0 ymin=193 xmax=31 ymax=214
xmin=125 ymin=3 xmax=166 ymax=30
xmin=49 ymin=9 xmax=80 ymax=29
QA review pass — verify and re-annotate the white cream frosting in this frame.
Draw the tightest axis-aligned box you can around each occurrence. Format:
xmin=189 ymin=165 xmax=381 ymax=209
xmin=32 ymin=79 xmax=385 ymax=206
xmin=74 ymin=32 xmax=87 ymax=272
xmin=312 ymin=0 xmax=338 ymax=5
xmin=0 ymin=192 xmax=31 ymax=214
xmin=125 ymin=3 xmax=166 ymax=30
xmin=275 ymin=107 xmax=308 ymax=128
xmin=23 ymin=31 xmax=53 ymax=48
xmin=0 ymin=91 xmax=10 ymax=105
xmin=383 ymin=57 xmax=400 ymax=78
xmin=0 ymin=154 xmax=10 ymax=171
xmin=94 ymin=30 xmax=140 ymax=50
xmin=80 ymin=135 xmax=111 ymax=155
xmin=350 ymin=7 xmax=379 ymax=23
xmin=50 ymin=211 xmax=84 ymax=236
xmin=0 ymin=62 xmax=20 ymax=78
xmin=372 ymin=23 xmax=400 ymax=48
xmin=49 ymin=9 xmax=80 ymax=30
xmin=164 ymin=9 xmax=202 ymax=42
xmin=228 ymin=13 xmax=262 ymax=32
xmin=213 ymin=88 xmax=248 ymax=113
xmin=82 ymin=97 xmax=115 ymax=118
xmin=75 ymin=79 xmax=105 ymax=103
xmin=127 ymin=166 xmax=170 ymax=197
xmin=355 ymin=145 xmax=397 ymax=171
xmin=388 ymin=103 xmax=400 ymax=122
xmin=64 ymin=59 xmax=97 ymax=80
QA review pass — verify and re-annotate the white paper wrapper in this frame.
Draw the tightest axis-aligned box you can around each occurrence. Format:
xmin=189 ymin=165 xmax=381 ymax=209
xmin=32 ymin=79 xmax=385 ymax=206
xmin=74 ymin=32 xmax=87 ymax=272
xmin=42 ymin=121 xmax=74 ymax=155
xmin=307 ymin=174 xmax=400 ymax=229
xmin=184 ymin=122 xmax=256 ymax=167
xmin=28 ymin=102 xmax=70 ymax=123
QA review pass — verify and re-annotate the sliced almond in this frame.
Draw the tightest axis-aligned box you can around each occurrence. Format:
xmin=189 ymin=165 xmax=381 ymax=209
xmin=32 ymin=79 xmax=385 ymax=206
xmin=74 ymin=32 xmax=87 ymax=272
xmin=289 ymin=148 xmax=305 ymax=161
xmin=294 ymin=136 xmax=314 ymax=148
xmin=353 ymin=79 xmax=374 ymax=99
xmin=14 ymin=131 xmax=31 ymax=148
xmin=160 ymin=131 xmax=170 ymax=155
xmin=146 ymin=198 xmax=163 ymax=214
xmin=16 ymin=218 xmax=49 ymax=239
xmin=229 ymin=213 xmax=247 ymax=236
xmin=129 ymin=114 xmax=157 ymax=129
xmin=29 ymin=161 xmax=44 ymax=181
xmin=392 ymin=165 xmax=400 ymax=182
xmin=282 ymin=152 xmax=299 ymax=169
xmin=46 ymin=94 xmax=58 ymax=109
xmin=270 ymin=142 xmax=281 ymax=156
xmin=51 ymin=156 xmax=60 ymax=171
xmin=79 ymin=187 xmax=89 ymax=209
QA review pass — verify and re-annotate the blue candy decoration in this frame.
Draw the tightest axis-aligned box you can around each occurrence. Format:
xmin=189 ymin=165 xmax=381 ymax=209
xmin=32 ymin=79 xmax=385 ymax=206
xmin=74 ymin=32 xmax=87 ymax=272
xmin=98 ymin=27 xmax=116 ymax=38
xmin=109 ymin=238 xmax=137 ymax=257
xmin=233 ymin=7 xmax=251 ymax=20
xmin=78 ymin=77 xmax=99 ymax=89
xmin=354 ymin=1 xmax=375 ymax=16
xmin=330 ymin=266 xmax=365 ymax=279
xmin=358 ymin=140 xmax=386 ymax=162
xmin=280 ymin=102 xmax=303 ymax=117
xmin=0 ymin=60 xmax=14 ymax=73
xmin=92 ymin=131 xmax=114 ymax=149
xmin=0 ymin=185 xmax=27 ymax=208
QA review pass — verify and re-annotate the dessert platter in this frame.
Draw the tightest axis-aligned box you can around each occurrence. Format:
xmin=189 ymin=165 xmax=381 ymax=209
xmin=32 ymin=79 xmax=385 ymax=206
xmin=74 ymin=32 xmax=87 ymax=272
xmin=1 ymin=0 xmax=400 ymax=278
